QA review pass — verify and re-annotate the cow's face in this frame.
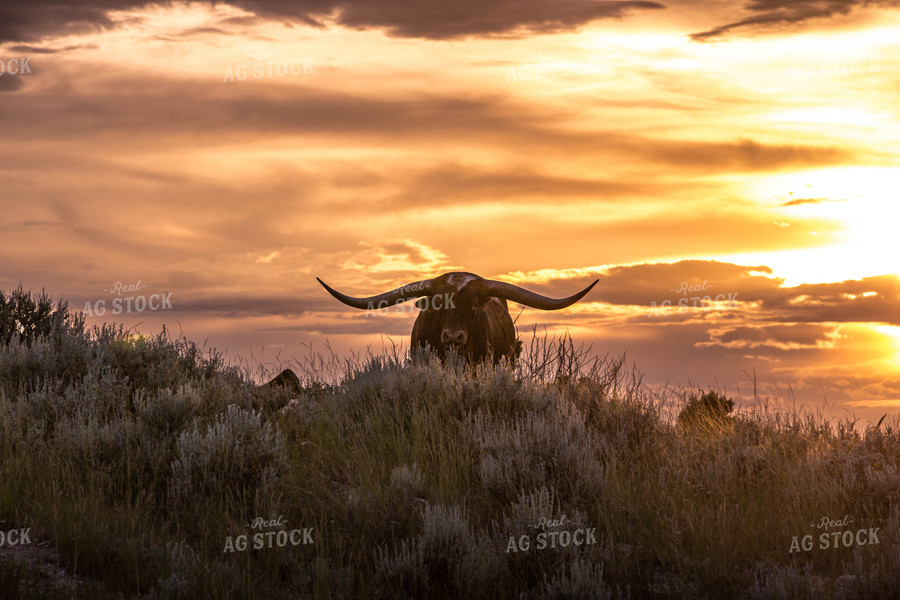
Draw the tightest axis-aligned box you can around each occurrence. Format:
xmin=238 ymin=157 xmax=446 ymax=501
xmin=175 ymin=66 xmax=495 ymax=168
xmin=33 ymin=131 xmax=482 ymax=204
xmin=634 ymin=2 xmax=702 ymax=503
xmin=415 ymin=277 xmax=492 ymax=354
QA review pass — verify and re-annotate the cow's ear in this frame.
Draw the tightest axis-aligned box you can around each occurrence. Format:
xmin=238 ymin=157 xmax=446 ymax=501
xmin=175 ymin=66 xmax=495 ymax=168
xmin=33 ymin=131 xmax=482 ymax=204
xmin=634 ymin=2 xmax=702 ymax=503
xmin=473 ymin=294 xmax=491 ymax=308
xmin=415 ymin=297 xmax=429 ymax=310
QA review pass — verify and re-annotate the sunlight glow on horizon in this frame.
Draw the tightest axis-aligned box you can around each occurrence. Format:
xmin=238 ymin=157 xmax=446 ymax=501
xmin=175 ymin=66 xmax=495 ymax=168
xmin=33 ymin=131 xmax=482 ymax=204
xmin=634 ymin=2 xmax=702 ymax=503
xmin=875 ymin=325 xmax=900 ymax=364
xmin=714 ymin=167 xmax=900 ymax=285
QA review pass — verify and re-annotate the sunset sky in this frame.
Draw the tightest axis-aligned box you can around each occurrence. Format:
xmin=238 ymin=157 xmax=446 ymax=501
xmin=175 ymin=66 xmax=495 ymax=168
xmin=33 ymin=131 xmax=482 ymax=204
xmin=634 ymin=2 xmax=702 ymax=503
xmin=1 ymin=0 xmax=898 ymax=423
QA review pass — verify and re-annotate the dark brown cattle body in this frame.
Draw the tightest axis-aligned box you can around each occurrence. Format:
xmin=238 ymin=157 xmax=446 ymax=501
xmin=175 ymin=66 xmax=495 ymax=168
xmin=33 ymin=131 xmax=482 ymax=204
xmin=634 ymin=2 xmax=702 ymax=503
xmin=317 ymin=272 xmax=598 ymax=365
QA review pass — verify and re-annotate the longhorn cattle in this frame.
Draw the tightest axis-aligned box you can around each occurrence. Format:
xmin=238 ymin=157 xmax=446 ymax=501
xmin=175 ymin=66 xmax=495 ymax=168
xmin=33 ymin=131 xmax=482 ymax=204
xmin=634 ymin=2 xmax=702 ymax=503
xmin=317 ymin=272 xmax=598 ymax=365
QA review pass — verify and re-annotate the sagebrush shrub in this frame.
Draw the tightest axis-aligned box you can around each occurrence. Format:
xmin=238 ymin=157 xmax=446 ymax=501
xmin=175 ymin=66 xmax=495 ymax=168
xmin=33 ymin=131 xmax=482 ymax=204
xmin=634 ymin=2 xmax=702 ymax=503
xmin=376 ymin=503 xmax=503 ymax=600
xmin=539 ymin=556 xmax=610 ymax=600
xmin=167 ymin=404 xmax=286 ymax=521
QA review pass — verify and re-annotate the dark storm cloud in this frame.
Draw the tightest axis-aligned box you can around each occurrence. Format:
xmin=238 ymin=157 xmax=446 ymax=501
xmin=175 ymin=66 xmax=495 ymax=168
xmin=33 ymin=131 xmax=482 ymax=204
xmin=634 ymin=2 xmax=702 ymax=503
xmin=0 ymin=0 xmax=664 ymax=44
xmin=761 ymin=276 xmax=900 ymax=325
xmin=643 ymin=138 xmax=849 ymax=171
xmin=700 ymin=323 xmax=837 ymax=349
xmin=578 ymin=260 xmax=899 ymax=327
xmin=6 ymin=43 xmax=97 ymax=53
xmin=232 ymin=0 xmax=666 ymax=39
xmin=491 ymin=263 xmax=898 ymax=373
xmin=0 ymin=2 xmax=122 ymax=43
xmin=150 ymin=27 xmax=237 ymax=43
xmin=691 ymin=0 xmax=900 ymax=41
xmin=591 ymin=260 xmax=776 ymax=306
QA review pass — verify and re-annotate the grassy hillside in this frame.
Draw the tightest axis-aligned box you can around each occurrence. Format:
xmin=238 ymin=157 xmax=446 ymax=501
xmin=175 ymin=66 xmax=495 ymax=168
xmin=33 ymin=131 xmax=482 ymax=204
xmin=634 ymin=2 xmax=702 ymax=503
xmin=1 ymin=287 xmax=898 ymax=599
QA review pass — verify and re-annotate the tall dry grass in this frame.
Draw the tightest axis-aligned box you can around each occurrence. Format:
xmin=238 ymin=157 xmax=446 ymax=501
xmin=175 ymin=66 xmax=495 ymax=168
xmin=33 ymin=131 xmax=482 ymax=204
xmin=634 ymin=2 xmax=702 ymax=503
xmin=1 ymin=287 xmax=898 ymax=599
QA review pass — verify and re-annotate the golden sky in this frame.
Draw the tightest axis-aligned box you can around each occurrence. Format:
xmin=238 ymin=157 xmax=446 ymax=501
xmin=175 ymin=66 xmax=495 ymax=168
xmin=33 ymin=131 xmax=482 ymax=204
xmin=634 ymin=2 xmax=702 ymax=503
xmin=1 ymin=0 xmax=898 ymax=422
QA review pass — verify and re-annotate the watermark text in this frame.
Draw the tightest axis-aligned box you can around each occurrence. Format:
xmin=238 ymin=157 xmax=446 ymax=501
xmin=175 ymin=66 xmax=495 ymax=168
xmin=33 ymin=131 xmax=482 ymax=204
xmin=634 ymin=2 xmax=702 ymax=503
xmin=649 ymin=280 xmax=738 ymax=316
xmin=224 ymin=45 xmax=313 ymax=82
xmin=223 ymin=514 xmax=314 ymax=553
xmin=0 ymin=57 xmax=31 ymax=76
xmin=789 ymin=514 xmax=880 ymax=553
xmin=506 ymin=514 xmax=597 ymax=553
xmin=83 ymin=280 xmax=173 ymax=317
xmin=0 ymin=527 xmax=31 ymax=547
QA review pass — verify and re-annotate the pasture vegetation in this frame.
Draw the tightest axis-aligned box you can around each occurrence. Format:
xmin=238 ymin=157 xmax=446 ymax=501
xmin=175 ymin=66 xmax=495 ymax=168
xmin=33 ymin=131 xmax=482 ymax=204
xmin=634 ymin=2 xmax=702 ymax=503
xmin=1 ymin=286 xmax=899 ymax=599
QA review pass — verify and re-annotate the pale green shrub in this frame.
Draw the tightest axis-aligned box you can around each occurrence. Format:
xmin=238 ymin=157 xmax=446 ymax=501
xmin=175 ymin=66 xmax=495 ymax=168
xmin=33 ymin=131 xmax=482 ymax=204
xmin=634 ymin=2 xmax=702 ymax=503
xmin=376 ymin=503 xmax=504 ymax=599
xmin=167 ymin=405 xmax=286 ymax=519
xmin=390 ymin=463 xmax=425 ymax=498
xmin=539 ymin=556 xmax=610 ymax=600
xmin=136 ymin=385 xmax=201 ymax=434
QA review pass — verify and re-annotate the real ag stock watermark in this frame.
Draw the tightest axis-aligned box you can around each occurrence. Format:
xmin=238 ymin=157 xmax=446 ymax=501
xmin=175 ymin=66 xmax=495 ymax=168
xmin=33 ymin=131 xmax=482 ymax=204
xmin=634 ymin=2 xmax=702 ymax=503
xmin=791 ymin=58 xmax=879 ymax=81
xmin=0 ymin=57 xmax=32 ymax=77
xmin=506 ymin=45 xmax=605 ymax=83
xmin=82 ymin=280 xmax=173 ymax=317
xmin=789 ymin=514 xmax=881 ymax=553
xmin=223 ymin=44 xmax=313 ymax=83
xmin=648 ymin=280 xmax=738 ymax=317
xmin=364 ymin=281 xmax=456 ymax=318
xmin=222 ymin=515 xmax=314 ymax=553
xmin=0 ymin=525 xmax=32 ymax=548
xmin=505 ymin=513 xmax=597 ymax=553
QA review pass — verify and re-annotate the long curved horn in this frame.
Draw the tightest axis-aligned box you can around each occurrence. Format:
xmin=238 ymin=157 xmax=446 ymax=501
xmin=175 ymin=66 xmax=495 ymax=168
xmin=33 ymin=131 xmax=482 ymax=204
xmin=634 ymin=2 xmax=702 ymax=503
xmin=483 ymin=279 xmax=598 ymax=310
xmin=316 ymin=277 xmax=433 ymax=310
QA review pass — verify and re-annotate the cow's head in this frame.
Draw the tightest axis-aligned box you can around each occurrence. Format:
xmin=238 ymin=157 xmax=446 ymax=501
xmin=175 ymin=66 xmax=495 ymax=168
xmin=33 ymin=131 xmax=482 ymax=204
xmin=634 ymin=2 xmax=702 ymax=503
xmin=316 ymin=271 xmax=598 ymax=364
